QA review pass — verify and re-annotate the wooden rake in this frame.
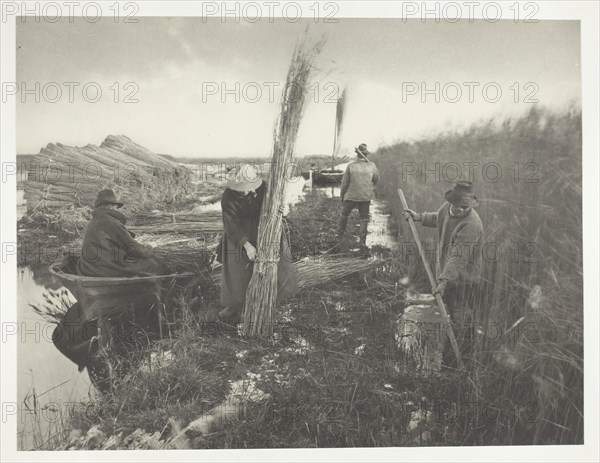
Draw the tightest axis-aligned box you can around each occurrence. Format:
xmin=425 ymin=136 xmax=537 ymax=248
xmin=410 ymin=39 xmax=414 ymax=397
xmin=398 ymin=188 xmax=464 ymax=370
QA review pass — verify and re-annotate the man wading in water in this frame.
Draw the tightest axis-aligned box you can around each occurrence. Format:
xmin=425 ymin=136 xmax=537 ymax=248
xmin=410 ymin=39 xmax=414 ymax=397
xmin=338 ymin=143 xmax=380 ymax=254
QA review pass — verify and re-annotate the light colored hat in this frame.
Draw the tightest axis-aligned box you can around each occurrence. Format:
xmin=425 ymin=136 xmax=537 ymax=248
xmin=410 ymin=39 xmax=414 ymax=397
xmin=226 ymin=164 xmax=263 ymax=192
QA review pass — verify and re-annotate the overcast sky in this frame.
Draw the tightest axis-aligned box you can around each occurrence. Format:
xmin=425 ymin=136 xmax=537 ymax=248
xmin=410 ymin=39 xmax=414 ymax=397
xmin=16 ymin=18 xmax=580 ymax=157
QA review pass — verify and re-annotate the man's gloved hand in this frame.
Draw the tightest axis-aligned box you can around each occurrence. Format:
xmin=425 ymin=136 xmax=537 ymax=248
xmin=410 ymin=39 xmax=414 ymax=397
xmin=432 ymin=278 xmax=448 ymax=296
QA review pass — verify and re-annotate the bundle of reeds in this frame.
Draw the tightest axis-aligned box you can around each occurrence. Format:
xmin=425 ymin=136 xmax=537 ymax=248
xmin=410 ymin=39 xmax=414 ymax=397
xmin=152 ymin=243 xmax=215 ymax=274
xmin=294 ymin=256 xmax=383 ymax=289
xmin=241 ymin=37 xmax=325 ymax=338
xmin=211 ymin=256 xmax=385 ymax=290
xmin=64 ymin=237 xmax=217 ymax=274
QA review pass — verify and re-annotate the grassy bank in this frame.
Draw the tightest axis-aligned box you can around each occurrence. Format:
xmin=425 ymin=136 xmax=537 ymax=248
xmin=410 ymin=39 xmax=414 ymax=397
xmin=45 ymin=191 xmax=435 ymax=449
xmin=371 ymin=105 xmax=583 ymax=444
xmin=34 ymin=183 xmax=581 ymax=449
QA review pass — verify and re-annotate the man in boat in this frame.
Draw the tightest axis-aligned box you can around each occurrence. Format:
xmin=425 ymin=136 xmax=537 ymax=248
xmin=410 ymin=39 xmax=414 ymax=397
xmin=67 ymin=189 xmax=165 ymax=377
xmin=217 ymin=164 xmax=299 ymax=325
xmin=77 ymin=189 xmax=163 ymax=278
xmin=338 ymin=143 xmax=380 ymax=250
xmin=403 ymin=181 xmax=483 ymax=348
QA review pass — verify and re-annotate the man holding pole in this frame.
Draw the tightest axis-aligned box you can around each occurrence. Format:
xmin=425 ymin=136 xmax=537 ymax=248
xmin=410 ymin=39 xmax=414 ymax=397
xmin=338 ymin=143 xmax=380 ymax=252
xmin=403 ymin=181 xmax=483 ymax=350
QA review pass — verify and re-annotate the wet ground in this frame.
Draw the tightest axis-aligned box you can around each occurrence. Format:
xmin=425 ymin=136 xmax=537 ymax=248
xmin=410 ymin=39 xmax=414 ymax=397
xmin=16 ymin=177 xmax=398 ymax=449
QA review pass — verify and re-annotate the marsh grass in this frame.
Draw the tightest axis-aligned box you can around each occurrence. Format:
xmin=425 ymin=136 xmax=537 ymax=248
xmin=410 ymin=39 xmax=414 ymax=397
xmin=372 ymin=105 xmax=583 ymax=444
xmin=26 ymin=116 xmax=584 ymax=447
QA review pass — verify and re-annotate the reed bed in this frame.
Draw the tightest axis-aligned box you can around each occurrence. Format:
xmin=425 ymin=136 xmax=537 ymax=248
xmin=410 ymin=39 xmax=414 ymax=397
xmin=242 ymin=36 xmax=325 ymax=338
xmin=373 ymin=105 xmax=583 ymax=444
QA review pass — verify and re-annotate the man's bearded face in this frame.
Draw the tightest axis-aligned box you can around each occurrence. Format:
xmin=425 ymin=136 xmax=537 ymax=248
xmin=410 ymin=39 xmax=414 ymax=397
xmin=449 ymin=204 xmax=471 ymax=218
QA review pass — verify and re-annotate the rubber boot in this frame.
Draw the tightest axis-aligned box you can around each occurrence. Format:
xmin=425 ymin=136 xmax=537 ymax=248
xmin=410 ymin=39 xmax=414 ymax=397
xmin=359 ymin=219 xmax=369 ymax=245
xmin=338 ymin=215 xmax=349 ymax=239
xmin=337 ymin=215 xmax=349 ymax=252
xmin=359 ymin=219 xmax=370 ymax=257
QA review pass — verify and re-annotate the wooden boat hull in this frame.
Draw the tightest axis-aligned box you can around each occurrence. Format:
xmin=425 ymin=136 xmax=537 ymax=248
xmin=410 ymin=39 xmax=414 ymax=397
xmin=312 ymin=170 xmax=343 ymax=185
xmin=49 ymin=256 xmax=185 ymax=321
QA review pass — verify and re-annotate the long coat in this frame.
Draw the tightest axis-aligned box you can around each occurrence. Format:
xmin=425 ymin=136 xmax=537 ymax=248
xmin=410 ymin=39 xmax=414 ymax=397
xmin=219 ymin=181 xmax=299 ymax=307
xmin=77 ymin=208 xmax=163 ymax=277
xmin=421 ymin=202 xmax=483 ymax=283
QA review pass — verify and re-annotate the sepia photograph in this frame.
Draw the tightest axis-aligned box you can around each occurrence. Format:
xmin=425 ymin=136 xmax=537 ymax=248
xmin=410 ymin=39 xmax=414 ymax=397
xmin=1 ymin=1 xmax=598 ymax=461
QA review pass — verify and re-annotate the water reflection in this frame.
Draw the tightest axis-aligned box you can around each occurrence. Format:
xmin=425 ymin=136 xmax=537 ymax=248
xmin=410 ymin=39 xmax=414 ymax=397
xmin=17 ymin=267 xmax=92 ymax=450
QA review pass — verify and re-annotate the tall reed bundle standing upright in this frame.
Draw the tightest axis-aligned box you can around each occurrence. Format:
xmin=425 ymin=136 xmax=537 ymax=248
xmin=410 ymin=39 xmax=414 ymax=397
xmin=242 ymin=37 xmax=325 ymax=338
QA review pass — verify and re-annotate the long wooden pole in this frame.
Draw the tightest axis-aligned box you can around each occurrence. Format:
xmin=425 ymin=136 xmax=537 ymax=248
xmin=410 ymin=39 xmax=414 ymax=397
xmin=397 ymin=188 xmax=464 ymax=369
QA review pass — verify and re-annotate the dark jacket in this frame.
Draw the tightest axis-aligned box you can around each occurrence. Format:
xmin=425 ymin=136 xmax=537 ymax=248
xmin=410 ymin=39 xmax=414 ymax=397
xmin=77 ymin=207 xmax=162 ymax=277
xmin=421 ymin=202 xmax=483 ymax=282
xmin=219 ymin=182 xmax=299 ymax=307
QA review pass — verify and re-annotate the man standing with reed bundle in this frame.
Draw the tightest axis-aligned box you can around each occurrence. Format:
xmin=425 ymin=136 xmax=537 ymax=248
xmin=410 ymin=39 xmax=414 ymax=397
xmin=338 ymin=143 xmax=380 ymax=252
xmin=217 ymin=165 xmax=298 ymax=326
xmin=403 ymin=181 xmax=483 ymax=351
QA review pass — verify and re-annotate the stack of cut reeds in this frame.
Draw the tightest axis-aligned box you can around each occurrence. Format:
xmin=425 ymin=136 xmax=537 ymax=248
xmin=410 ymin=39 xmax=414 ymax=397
xmin=23 ymin=135 xmax=190 ymax=210
xmin=63 ymin=238 xmax=216 ymax=275
xmin=131 ymin=210 xmax=222 ymax=226
xmin=152 ymin=243 xmax=215 ymax=274
xmin=128 ymin=221 xmax=222 ymax=235
xmin=128 ymin=210 xmax=222 ymax=235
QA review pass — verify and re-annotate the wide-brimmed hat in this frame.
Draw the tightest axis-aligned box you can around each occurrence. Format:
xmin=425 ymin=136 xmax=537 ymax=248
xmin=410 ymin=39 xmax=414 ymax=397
xmin=94 ymin=189 xmax=123 ymax=208
xmin=226 ymin=164 xmax=263 ymax=192
xmin=355 ymin=143 xmax=370 ymax=157
xmin=444 ymin=181 xmax=479 ymax=207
